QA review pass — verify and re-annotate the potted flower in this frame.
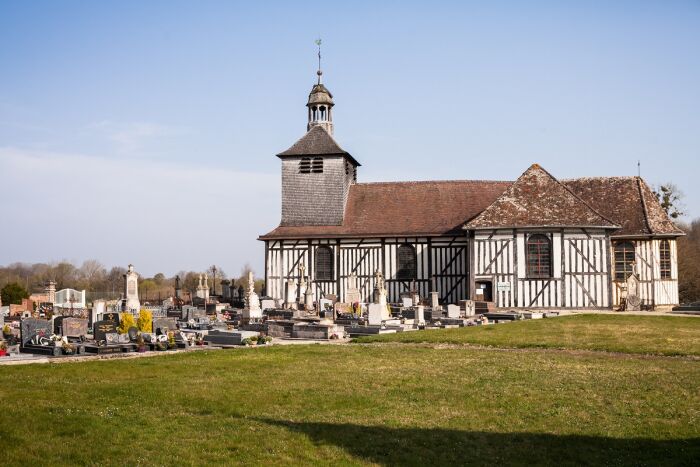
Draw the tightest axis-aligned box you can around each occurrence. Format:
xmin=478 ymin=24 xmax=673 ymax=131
xmin=135 ymin=334 xmax=146 ymax=353
xmin=167 ymin=332 xmax=176 ymax=350
xmin=2 ymin=324 xmax=12 ymax=339
xmin=50 ymin=335 xmax=63 ymax=348
xmin=0 ymin=341 xmax=8 ymax=357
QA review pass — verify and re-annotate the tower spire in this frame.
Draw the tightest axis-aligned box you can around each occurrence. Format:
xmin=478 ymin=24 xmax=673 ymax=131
xmin=315 ymin=38 xmax=322 ymax=84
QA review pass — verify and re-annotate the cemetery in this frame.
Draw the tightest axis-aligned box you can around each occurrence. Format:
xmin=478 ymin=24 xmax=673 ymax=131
xmin=0 ymin=261 xmax=574 ymax=363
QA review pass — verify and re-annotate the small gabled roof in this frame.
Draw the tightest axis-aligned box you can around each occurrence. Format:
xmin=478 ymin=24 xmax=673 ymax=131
xmin=564 ymin=176 xmax=684 ymax=237
xmin=464 ymin=164 xmax=619 ymax=230
xmin=277 ymin=126 xmax=360 ymax=166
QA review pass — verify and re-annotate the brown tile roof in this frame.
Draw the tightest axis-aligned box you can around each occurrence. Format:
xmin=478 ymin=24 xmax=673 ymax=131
xmin=259 ymin=179 xmax=512 ymax=239
xmin=563 ymin=177 xmax=684 ymax=237
xmin=277 ymin=126 xmax=360 ymax=166
xmin=464 ymin=164 xmax=619 ymax=230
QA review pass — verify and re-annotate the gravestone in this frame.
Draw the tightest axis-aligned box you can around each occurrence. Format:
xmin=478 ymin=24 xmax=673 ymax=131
xmin=367 ymin=304 xmax=385 ymax=326
xmin=53 ymin=316 xmax=66 ymax=335
xmin=261 ymin=298 xmax=276 ymax=311
xmin=105 ymin=333 xmax=120 ymax=345
xmin=304 ymin=287 xmax=315 ymax=311
xmin=242 ymin=271 xmax=262 ymax=320
xmin=124 ymin=264 xmax=141 ymax=312
xmin=345 ymin=273 xmax=361 ymax=304
xmin=63 ymin=318 xmax=89 ymax=337
xmin=373 ymin=270 xmax=387 ymax=306
xmin=414 ymin=306 xmax=426 ymax=326
xmin=20 ymin=318 xmax=52 ymax=347
xmin=334 ymin=302 xmax=352 ymax=314
xmin=153 ymin=317 xmax=178 ymax=335
xmin=460 ymin=300 xmax=476 ymax=316
xmin=284 ymin=280 xmax=297 ymax=309
xmin=127 ymin=327 xmax=139 ymax=341
xmin=430 ymin=292 xmax=440 ymax=310
xmin=402 ymin=297 xmax=413 ymax=308
xmin=447 ymin=304 xmax=461 ymax=319
xmin=626 ymin=272 xmax=641 ymax=311
xmin=93 ymin=320 xmax=118 ymax=342
xmin=102 ymin=312 xmax=121 ymax=326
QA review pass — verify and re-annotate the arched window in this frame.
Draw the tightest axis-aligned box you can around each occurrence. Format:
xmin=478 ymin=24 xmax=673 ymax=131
xmin=299 ymin=157 xmax=311 ymax=174
xmin=527 ymin=234 xmax=552 ymax=278
xmin=659 ymin=240 xmax=671 ymax=280
xmin=315 ymin=246 xmax=334 ymax=281
xmin=397 ymin=244 xmax=417 ymax=280
xmin=614 ymin=241 xmax=636 ymax=281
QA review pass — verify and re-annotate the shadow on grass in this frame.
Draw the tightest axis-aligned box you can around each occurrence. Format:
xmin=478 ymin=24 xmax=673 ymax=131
xmin=257 ymin=418 xmax=698 ymax=466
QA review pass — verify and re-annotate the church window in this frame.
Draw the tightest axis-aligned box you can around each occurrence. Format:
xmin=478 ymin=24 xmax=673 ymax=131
xmin=311 ymin=157 xmax=323 ymax=173
xmin=299 ymin=157 xmax=311 ymax=173
xmin=527 ymin=234 xmax=551 ymax=278
xmin=397 ymin=244 xmax=417 ymax=280
xmin=614 ymin=241 xmax=636 ymax=281
xmin=315 ymin=246 xmax=334 ymax=281
xmin=659 ymin=240 xmax=671 ymax=280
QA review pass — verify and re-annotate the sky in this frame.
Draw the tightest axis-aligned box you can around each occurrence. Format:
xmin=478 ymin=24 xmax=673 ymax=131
xmin=1 ymin=1 xmax=699 ymax=278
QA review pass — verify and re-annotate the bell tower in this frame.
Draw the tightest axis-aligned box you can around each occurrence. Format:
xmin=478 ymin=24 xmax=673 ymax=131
xmin=307 ymin=39 xmax=334 ymax=135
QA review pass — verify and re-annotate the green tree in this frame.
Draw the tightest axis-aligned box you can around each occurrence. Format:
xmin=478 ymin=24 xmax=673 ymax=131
xmin=1 ymin=282 xmax=29 ymax=305
xmin=654 ymin=183 xmax=685 ymax=219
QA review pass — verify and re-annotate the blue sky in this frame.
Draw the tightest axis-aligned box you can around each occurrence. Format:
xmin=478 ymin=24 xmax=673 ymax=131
xmin=1 ymin=1 xmax=698 ymax=277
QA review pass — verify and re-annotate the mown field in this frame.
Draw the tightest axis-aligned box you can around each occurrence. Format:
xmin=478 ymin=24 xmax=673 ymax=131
xmin=0 ymin=314 xmax=697 ymax=466
xmin=356 ymin=314 xmax=700 ymax=356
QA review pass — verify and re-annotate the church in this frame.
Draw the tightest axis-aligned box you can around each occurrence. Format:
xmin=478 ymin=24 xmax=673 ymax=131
xmin=259 ymin=68 xmax=683 ymax=311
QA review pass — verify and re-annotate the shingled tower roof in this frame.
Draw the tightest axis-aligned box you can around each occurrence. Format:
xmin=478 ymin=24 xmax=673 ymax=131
xmin=464 ymin=164 xmax=619 ymax=230
xmin=277 ymin=125 xmax=360 ymax=165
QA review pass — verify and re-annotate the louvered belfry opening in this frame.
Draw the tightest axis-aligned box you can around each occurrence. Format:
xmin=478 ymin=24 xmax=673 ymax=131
xmin=299 ymin=157 xmax=311 ymax=174
xmin=311 ymin=157 xmax=323 ymax=173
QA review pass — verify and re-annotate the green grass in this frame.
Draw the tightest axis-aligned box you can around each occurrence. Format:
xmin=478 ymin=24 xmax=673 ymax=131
xmin=0 ymin=315 xmax=698 ymax=466
xmin=355 ymin=314 xmax=700 ymax=356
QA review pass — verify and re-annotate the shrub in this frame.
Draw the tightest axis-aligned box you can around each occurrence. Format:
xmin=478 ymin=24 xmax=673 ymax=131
xmin=137 ymin=309 xmax=152 ymax=332
xmin=118 ymin=313 xmax=136 ymax=334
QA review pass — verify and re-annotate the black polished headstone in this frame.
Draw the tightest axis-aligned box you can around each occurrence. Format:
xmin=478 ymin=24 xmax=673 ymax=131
xmin=93 ymin=320 xmax=118 ymax=342
xmin=102 ymin=312 xmax=121 ymax=326
xmin=21 ymin=318 xmax=52 ymax=347
xmin=127 ymin=327 xmax=139 ymax=341
xmin=53 ymin=316 xmax=66 ymax=335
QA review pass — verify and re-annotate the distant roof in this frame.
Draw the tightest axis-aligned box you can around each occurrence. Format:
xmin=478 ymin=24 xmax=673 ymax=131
xmin=259 ymin=180 xmax=511 ymax=239
xmin=564 ymin=177 xmax=684 ymax=237
xmin=277 ymin=126 xmax=360 ymax=166
xmin=464 ymin=164 xmax=619 ymax=230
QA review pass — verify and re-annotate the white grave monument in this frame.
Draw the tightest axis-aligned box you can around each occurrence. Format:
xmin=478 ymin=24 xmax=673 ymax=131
xmin=124 ymin=264 xmax=140 ymax=312
xmin=373 ymin=270 xmax=387 ymax=307
xmin=242 ymin=272 xmax=262 ymax=320
xmin=447 ymin=304 xmax=460 ymax=319
xmin=414 ymin=305 xmax=426 ymax=326
xmin=430 ymin=292 xmax=440 ymax=310
xmin=345 ymin=273 xmax=361 ymax=304
xmin=284 ymin=279 xmax=297 ymax=309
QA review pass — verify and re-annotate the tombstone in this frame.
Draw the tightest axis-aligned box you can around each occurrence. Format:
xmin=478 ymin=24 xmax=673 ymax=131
xmin=242 ymin=271 xmax=262 ymax=320
xmin=460 ymin=300 xmax=476 ymax=317
xmin=626 ymin=272 xmax=641 ymax=311
xmin=63 ymin=318 xmax=88 ymax=338
xmin=124 ymin=264 xmax=141 ymax=312
xmin=105 ymin=333 xmax=120 ymax=345
xmin=447 ymin=304 xmax=461 ymax=319
xmin=102 ymin=312 xmax=120 ymax=326
xmin=284 ymin=280 xmax=297 ymax=309
xmin=345 ymin=273 xmax=361 ymax=304
xmin=91 ymin=300 xmax=105 ymax=326
xmin=93 ymin=320 xmax=118 ymax=342
xmin=127 ymin=327 xmax=139 ymax=341
xmin=402 ymin=297 xmax=413 ymax=308
xmin=319 ymin=298 xmax=333 ymax=313
xmin=414 ymin=305 xmax=426 ymax=326
xmin=261 ymin=298 xmax=276 ymax=311
xmin=304 ymin=287 xmax=315 ymax=311
xmin=367 ymin=304 xmax=385 ymax=326
xmin=153 ymin=317 xmax=178 ymax=335
xmin=430 ymin=292 xmax=440 ymax=310
xmin=53 ymin=316 xmax=66 ymax=335
xmin=373 ymin=270 xmax=387 ymax=306
xmin=20 ymin=318 xmax=52 ymax=347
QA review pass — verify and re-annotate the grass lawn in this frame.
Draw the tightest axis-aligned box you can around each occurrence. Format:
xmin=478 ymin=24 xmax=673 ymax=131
xmin=355 ymin=314 xmax=700 ymax=356
xmin=0 ymin=316 xmax=697 ymax=466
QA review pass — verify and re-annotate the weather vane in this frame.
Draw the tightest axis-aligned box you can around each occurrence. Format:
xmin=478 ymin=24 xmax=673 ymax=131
xmin=315 ymin=38 xmax=322 ymax=84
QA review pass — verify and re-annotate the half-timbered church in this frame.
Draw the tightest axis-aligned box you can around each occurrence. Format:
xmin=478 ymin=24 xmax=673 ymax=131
xmin=259 ymin=69 xmax=683 ymax=310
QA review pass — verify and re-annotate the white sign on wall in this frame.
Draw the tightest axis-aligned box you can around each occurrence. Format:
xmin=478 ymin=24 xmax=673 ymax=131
xmin=497 ymin=282 xmax=511 ymax=292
